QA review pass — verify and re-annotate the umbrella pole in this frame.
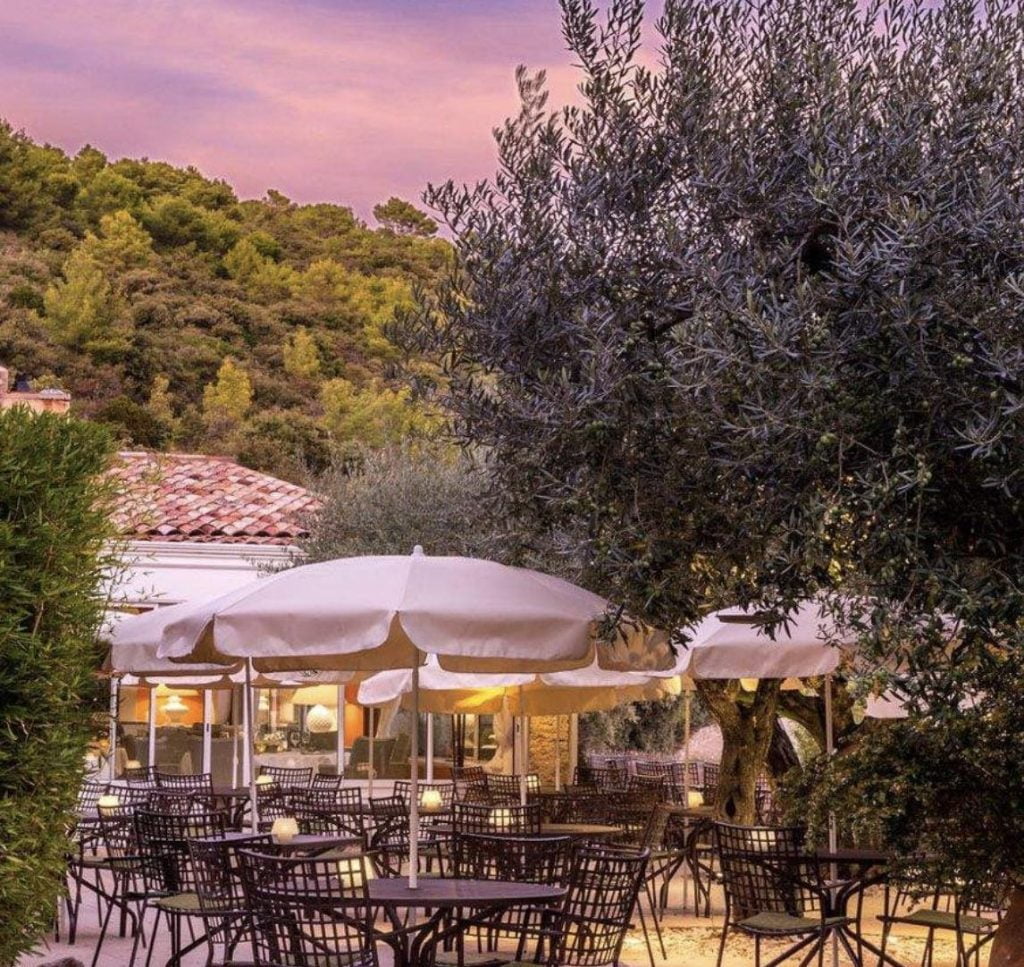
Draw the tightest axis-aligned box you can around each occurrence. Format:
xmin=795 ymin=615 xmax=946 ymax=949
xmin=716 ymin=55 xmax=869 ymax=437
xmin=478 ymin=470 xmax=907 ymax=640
xmin=108 ymin=677 xmax=119 ymax=780
xmin=682 ymin=687 xmax=693 ymax=909
xmin=202 ymin=689 xmax=213 ymax=777
xmin=244 ymin=659 xmax=258 ymax=833
xmin=409 ymin=662 xmax=420 ymax=890
xmin=824 ymin=672 xmax=838 ymax=967
xmin=554 ymin=716 xmax=561 ymax=792
xmin=426 ymin=713 xmax=434 ymax=782
xmin=147 ymin=685 xmax=157 ymax=773
xmin=336 ymin=684 xmax=345 ymax=780
xmin=231 ymin=686 xmax=239 ymax=788
xmin=368 ymin=717 xmax=375 ymax=798
xmin=518 ymin=686 xmax=527 ymax=807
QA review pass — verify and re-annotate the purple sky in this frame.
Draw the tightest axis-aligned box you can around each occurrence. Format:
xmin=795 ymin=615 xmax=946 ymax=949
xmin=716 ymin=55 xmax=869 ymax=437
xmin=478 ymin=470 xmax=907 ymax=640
xmin=0 ymin=0 xmax=595 ymax=219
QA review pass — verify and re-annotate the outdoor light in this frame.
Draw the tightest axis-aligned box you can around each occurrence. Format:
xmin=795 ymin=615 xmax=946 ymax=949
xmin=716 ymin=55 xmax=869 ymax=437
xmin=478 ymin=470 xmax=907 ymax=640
xmin=271 ymin=817 xmax=298 ymax=845
xmin=739 ymin=678 xmax=759 ymax=692
xmin=161 ymin=693 xmax=188 ymax=722
xmin=97 ymin=794 xmax=120 ymax=811
xmin=686 ymin=790 xmax=704 ymax=808
xmin=420 ymin=789 xmax=443 ymax=812
xmin=305 ymin=703 xmax=336 ymax=734
xmin=125 ymin=759 xmax=142 ymax=770
xmin=255 ymin=774 xmax=275 ymax=786
xmin=336 ymin=859 xmax=373 ymax=890
xmin=258 ymin=692 xmax=270 ymax=712
xmin=489 ymin=808 xmax=513 ymax=829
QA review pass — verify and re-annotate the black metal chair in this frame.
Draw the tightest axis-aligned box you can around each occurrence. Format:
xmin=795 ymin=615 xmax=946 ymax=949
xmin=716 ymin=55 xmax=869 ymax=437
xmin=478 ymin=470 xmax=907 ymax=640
xmin=368 ymin=795 xmax=444 ymax=878
xmin=878 ymin=872 xmax=1006 ymax=967
xmin=187 ymin=832 xmax=271 ymax=964
xmin=154 ymin=771 xmax=214 ymax=794
xmin=493 ymin=846 xmax=649 ymax=967
xmin=131 ymin=807 xmax=227 ymax=966
xmin=435 ymin=833 xmax=575 ymax=967
xmin=713 ymin=821 xmax=857 ymax=967
xmin=238 ymin=849 xmax=379 ymax=967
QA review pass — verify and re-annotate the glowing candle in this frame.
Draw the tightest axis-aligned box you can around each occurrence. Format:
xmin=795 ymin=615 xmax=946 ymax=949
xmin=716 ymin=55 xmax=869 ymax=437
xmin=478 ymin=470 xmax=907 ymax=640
xmin=271 ymin=817 xmax=298 ymax=844
xmin=686 ymin=790 xmax=705 ymax=808
xmin=489 ymin=808 xmax=513 ymax=830
xmin=420 ymin=789 xmax=443 ymax=813
xmin=97 ymin=794 xmax=120 ymax=811
xmin=255 ymin=774 xmax=275 ymax=786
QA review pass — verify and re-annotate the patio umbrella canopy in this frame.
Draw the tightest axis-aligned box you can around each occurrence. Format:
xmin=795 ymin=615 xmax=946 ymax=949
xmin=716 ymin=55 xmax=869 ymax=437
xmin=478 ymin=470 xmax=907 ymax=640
xmin=111 ymin=548 xmax=670 ymax=887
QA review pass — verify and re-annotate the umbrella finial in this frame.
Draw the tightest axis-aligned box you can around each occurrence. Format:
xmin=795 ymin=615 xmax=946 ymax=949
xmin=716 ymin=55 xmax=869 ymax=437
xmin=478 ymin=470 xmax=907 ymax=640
xmin=412 ymin=545 xmax=425 ymax=556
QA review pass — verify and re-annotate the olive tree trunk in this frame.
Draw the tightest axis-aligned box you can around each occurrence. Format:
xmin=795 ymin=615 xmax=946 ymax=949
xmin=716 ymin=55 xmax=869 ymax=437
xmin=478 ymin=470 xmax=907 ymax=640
xmin=990 ymin=888 xmax=1024 ymax=965
xmin=697 ymin=679 xmax=780 ymax=825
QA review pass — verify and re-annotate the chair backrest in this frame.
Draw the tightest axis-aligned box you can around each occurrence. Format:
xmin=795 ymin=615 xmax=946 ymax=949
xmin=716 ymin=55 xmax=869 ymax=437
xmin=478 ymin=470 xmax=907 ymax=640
xmin=134 ymin=808 xmax=226 ymax=893
xmin=458 ymin=833 xmax=574 ymax=884
xmin=258 ymin=764 xmax=313 ymax=789
xmin=701 ymin=762 xmax=720 ymax=797
xmin=573 ymin=765 xmax=623 ymax=789
xmin=155 ymin=771 xmax=213 ymax=794
xmin=555 ymin=846 xmax=649 ymax=966
xmin=77 ymin=778 xmax=108 ymax=813
xmin=713 ymin=822 xmax=818 ymax=922
xmin=392 ymin=780 xmax=455 ymax=809
xmin=125 ymin=764 xmax=157 ymax=783
xmin=189 ymin=833 xmax=271 ymax=916
xmin=310 ymin=774 xmax=343 ymax=794
xmin=239 ymin=850 xmax=376 ymax=967
xmin=488 ymin=773 xmax=540 ymax=802
xmin=452 ymin=801 xmax=541 ymax=837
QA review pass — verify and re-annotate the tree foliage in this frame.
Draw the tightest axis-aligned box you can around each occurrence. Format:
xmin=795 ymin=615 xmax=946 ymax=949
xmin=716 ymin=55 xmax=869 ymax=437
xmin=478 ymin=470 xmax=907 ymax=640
xmin=0 ymin=408 xmax=115 ymax=965
xmin=406 ymin=0 xmax=1024 ymax=929
xmin=0 ymin=121 xmax=448 ymax=479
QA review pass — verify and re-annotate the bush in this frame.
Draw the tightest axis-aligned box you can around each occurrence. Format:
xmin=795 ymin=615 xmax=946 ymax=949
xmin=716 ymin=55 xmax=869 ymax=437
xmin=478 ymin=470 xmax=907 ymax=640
xmin=0 ymin=407 xmax=116 ymax=965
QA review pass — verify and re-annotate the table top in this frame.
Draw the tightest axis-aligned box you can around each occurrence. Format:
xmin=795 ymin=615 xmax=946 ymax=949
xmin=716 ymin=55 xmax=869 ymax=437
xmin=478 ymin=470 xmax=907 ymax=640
xmin=539 ymin=823 xmax=621 ymax=838
xmin=662 ymin=804 xmax=715 ymax=818
xmin=368 ymin=877 xmax=566 ymax=909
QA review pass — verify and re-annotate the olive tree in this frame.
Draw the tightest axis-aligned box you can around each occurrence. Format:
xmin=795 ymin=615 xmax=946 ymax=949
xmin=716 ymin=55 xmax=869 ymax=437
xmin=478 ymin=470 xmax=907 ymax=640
xmin=405 ymin=1 xmax=1024 ymax=954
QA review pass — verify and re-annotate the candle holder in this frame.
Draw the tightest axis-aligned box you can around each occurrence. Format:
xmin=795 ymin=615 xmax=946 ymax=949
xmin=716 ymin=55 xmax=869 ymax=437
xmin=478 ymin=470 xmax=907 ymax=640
xmin=420 ymin=789 xmax=443 ymax=813
xmin=489 ymin=807 xmax=513 ymax=830
xmin=687 ymin=790 xmax=705 ymax=808
xmin=97 ymin=794 xmax=120 ymax=811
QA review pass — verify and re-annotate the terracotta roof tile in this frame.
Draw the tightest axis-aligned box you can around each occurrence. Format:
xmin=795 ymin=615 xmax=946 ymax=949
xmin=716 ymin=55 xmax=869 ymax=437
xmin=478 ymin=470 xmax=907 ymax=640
xmin=110 ymin=451 xmax=319 ymax=546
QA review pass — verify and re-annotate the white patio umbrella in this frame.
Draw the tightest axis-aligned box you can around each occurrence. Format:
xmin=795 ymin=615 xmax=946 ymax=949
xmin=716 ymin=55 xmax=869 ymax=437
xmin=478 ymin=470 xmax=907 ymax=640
xmin=358 ymin=657 xmax=680 ymax=800
xmin=112 ymin=548 xmax=669 ymax=887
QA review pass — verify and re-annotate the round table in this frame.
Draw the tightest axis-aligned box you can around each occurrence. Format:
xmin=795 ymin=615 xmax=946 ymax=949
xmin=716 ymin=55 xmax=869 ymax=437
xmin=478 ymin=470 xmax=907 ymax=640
xmin=368 ymin=877 xmax=566 ymax=967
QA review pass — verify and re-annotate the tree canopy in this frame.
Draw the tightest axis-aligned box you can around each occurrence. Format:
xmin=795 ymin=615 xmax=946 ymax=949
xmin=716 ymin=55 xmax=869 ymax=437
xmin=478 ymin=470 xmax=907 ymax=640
xmin=0 ymin=125 xmax=446 ymax=480
xmin=406 ymin=0 xmax=1024 ymax=948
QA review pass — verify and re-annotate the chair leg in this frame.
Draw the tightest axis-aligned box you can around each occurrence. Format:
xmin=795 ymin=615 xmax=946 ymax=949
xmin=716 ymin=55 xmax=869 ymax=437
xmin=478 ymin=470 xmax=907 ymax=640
xmin=634 ymin=895 xmax=658 ymax=967
xmin=644 ymin=880 xmax=667 ymax=959
xmin=715 ymin=923 xmax=729 ymax=967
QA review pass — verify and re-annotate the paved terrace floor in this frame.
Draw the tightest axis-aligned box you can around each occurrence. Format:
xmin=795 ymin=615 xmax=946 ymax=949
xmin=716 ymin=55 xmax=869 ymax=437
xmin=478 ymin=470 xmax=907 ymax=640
xmin=22 ymin=875 xmax=975 ymax=967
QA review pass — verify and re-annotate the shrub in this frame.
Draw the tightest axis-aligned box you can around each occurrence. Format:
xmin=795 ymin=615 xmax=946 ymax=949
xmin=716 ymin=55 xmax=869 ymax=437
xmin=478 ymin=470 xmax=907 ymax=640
xmin=0 ymin=407 xmax=116 ymax=964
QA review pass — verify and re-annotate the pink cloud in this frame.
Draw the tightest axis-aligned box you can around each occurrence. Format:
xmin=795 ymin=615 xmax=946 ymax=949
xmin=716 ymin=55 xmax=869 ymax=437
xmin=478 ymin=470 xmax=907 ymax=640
xmin=0 ymin=0 xmax=593 ymax=219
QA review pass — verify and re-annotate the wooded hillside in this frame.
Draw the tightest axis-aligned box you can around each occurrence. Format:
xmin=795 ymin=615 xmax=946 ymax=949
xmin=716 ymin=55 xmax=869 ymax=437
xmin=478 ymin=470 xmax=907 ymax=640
xmin=0 ymin=120 xmax=448 ymax=480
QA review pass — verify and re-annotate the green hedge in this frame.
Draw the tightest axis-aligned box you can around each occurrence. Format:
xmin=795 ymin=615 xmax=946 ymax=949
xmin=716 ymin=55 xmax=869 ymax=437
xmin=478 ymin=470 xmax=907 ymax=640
xmin=0 ymin=407 xmax=115 ymax=965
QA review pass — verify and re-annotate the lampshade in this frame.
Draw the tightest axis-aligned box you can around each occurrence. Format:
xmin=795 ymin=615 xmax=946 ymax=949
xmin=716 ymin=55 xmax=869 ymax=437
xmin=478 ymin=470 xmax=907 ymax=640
xmin=258 ymin=692 xmax=270 ymax=712
xmin=305 ymin=703 xmax=336 ymax=733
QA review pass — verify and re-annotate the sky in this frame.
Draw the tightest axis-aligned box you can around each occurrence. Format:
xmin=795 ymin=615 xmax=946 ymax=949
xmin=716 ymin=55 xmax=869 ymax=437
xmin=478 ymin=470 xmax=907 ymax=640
xmin=0 ymin=0 xmax=591 ymax=220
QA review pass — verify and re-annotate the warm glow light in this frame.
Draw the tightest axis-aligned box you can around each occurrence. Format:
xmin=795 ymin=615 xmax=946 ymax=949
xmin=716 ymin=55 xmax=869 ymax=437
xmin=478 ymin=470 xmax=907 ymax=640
xmin=336 ymin=859 xmax=373 ymax=889
xmin=687 ymin=790 xmax=704 ymax=808
xmin=162 ymin=693 xmax=188 ymax=721
xmin=739 ymin=678 xmax=759 ymax=692
xmin=271 ymin=817 xmax=298 ymax=844
xmin=489 ymin=808 xmax=513 ymax=829
xmin=125 ymin=759 xmax=142 ymax=770
xmin=255 ymin=774 xmax=275 ymax=786
xmin=97 ymin=794 xmax=120 ymax=810
xmin=258 ymin=692 xmax=270 ymax=712
xmin=420 ymin=789 xmax=443 ymax=812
